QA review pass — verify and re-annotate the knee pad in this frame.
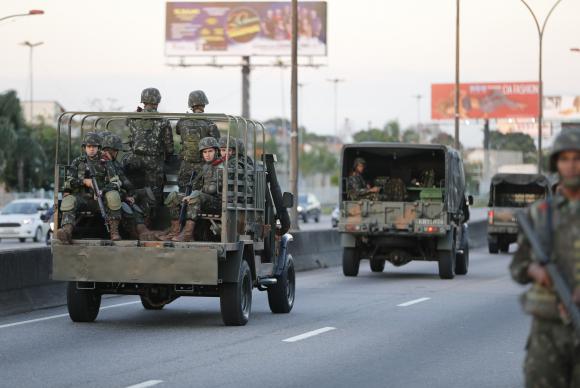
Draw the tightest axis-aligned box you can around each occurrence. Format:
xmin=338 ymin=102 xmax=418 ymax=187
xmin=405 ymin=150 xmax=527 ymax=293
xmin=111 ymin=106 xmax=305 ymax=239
xmin=164 ymin=191 xmax=180 ymax=207
xmin=60 ymin=195 xmax=76 ymax=212
xmin=105 ymin=191 xmax=122 ymax=211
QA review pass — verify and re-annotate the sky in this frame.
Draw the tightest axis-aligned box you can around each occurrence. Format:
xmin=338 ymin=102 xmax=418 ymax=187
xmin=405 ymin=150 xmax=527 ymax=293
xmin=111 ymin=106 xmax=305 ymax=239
xmin=1 ymin=0 xmax=580 ymax=148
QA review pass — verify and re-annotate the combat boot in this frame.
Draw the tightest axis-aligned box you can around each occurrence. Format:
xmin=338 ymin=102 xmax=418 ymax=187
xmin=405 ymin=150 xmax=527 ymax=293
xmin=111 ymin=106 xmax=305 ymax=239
xmin=109 ymin=219 xmax=122 ymax=241
xmin=158 ymin=220 xmax=180 ymax=241
xmin=56 ymin=224 xmax=73 ymax=244
xmin=136 ymin=223 xmax=159 ymax=241
xmin=172 ymin=220 xmax=195 ymax=242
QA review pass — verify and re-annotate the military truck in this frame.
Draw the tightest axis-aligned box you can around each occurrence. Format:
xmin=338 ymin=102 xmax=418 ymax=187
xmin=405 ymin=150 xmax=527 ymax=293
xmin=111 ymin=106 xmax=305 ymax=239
xmin=338 ymin=143 xmax=472 ymax=279
xmin=487 ymin=173 xmax=550 ymax=254
xmin=51 ymin=112 xmax=295 ymax=326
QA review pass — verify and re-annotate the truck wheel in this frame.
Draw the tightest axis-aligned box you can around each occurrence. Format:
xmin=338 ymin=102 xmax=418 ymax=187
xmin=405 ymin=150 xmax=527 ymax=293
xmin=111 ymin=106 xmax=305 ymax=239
xmin=488 ymin=241 xmax=499 ymax=254
xmin=370 ymin=259 xmax=385 ymax=273
xmin=438 ymin=234 xmax=456 ymax=279
xmin=67 ymin=282 xmax=101 ymax=322
xmin=268 ymin=255 xmax=295 ymax=314
xmin=455 ymin=242 xmax=469 ymax=275
xmin=343 ymin=248 xmax=360 ymax=277
xmin=140 ymin=295 xmax=165 ymax=310
xmin=19 ymin=238 xmax=26 ymax=243
xmin=500 ymin=242 xmax=510 ymax=253
xmin=220 ymin=260 xmax=252 ymax=326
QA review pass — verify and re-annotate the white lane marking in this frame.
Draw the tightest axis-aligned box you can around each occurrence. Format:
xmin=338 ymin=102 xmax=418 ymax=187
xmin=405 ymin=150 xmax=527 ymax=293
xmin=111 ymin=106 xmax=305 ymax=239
xmin=397 ymin=297 xmax=431 ymax=307
xmin=0 ymin=301 xmax=141 ymax=330
xmin=282 ymin=327 xmax=336 ymax=343
xmin=125 ymin=380 xmax=164 ymax=388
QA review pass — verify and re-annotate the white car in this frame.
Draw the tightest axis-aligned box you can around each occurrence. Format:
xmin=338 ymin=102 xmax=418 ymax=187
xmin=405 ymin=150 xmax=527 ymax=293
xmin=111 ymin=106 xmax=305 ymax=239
xmin=0 ymin=199 xmax=52 ymax=243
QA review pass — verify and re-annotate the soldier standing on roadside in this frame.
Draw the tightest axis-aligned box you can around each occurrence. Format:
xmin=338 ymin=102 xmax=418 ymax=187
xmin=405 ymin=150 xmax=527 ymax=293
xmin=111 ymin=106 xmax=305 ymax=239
xmin=56 ymin=132 xmax=123 ymax=243
xmin=123 ymin=88 xmax=174 ymax=212
xmin=510 ymin=129 xmax=580 ymax=388
xmin=346 ymin=158 xmax=380 ymax=200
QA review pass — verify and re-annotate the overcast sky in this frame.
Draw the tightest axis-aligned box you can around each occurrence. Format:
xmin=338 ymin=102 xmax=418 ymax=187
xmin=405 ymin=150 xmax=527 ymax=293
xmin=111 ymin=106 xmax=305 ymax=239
xmin=1 ymin=0 xmax=579 ymax=147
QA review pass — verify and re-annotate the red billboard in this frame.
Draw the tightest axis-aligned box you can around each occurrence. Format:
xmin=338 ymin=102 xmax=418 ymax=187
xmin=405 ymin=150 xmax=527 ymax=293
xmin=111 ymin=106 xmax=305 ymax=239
xmin=431 ymin=82 xmax=539 ymax=120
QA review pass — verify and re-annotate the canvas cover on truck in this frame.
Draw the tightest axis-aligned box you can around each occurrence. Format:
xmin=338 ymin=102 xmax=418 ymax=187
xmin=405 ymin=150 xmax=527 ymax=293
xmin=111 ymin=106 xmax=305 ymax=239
xmin=341 ymin=143 xmax=466 ymax=214
xmin=488 ymin=173 xmax=550 ymax=207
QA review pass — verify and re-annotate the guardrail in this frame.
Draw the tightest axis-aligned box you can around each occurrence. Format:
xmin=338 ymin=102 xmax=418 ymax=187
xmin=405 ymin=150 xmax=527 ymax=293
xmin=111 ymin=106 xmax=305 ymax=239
xmin=0 ymin=220 xmax=487 ymax=317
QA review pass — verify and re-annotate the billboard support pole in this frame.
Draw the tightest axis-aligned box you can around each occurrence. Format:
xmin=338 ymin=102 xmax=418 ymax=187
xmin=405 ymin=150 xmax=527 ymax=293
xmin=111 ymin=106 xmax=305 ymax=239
xmin=242 ymin=56 xmax=250 ymax=118
xmin=454 ymin=0 xmax=460 ymax=150
xmin=519 ymin=0 xmax=562 ymax=173
xmin=289 ymin=0 xmax=299 ymax=231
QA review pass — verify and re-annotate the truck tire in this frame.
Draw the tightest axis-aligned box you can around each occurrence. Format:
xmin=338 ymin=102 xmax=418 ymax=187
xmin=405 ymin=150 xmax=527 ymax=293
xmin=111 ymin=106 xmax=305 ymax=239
xmin=268 ymin=255 xmax=295 ymax=314
xmin=488 ymin=241 xmax=499 ymax=254
xmin=455 ymin=242 xmax=469 ymax=275
xmin=67 ymin=282 xmax=101 ymax=322
xmin=438 ymin=234 xmax=456 ymax=279
xmin=500 ymin=242 xmax=510 ymax=253
xmin=370 ymin=259 xmax=385 ymax=273
xmin=220 ymin=260 xmax=252 ymax=326
xmin=343 ymin=248 xmax=360 ymax=277
xmin=140 ymin=295 xmax=165 ymax=310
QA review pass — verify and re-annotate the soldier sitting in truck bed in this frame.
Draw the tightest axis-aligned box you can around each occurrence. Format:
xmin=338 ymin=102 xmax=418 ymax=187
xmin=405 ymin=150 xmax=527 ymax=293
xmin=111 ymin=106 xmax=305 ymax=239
xmin=347 ymin=158 xmax=380 ymax=200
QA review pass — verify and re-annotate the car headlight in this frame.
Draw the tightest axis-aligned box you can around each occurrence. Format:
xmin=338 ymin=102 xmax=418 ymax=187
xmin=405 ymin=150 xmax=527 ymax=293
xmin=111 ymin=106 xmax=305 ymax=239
xmin=49 ymin=222 xmax=54 ymax=231
xmin=22 ymin=218 xmax=33 ymax=225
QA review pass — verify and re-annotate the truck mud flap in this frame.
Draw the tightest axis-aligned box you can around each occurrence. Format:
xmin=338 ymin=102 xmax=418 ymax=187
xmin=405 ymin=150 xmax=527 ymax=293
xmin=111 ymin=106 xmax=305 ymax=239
xmin=53 ymin=244 xmax=218 ymax=285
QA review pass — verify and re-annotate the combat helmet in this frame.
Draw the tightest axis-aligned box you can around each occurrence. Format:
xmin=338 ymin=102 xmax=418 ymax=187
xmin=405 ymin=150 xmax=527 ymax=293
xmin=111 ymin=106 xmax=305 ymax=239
xmin=353 ymin=157 xmax=366 ymax=169
xmin=82 ymin=132 xmax=101 ymax=147
xmin=218 ymin=136 xmax=235 ymax=149
xmin=199 ymin=136 xmax=219 ymax=152
xmin=141 ymin=88 xmax=161 ymax=105
xmin=101 ymin=133 xmax=123 ymax=151
xmin=188 ymin=90 xmax=209 ymax=108
xmin=549 ymin=129 xmax=580 ymax=172
xmin=236 ymin=138 xmax=245 ymax=156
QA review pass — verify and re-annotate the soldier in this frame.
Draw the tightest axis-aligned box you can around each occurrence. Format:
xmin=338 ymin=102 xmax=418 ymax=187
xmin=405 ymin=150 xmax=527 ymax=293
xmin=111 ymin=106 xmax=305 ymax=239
xmin=510 ymin=129 xmax=580 ymax=388
xmin=100 ymin=132 xmax=157 ymax=241
xmin=56 ymin=132 xmax=123 ymax=243
xmin=162 ymin=137 xmax=222 ymax=242
xmin=175 ymin=90 xmax=220 ymax=190
xmin=347 ymin=158 xmax=380 ymax=200
xmin=123 ymin=87 xmax=174 ymax=209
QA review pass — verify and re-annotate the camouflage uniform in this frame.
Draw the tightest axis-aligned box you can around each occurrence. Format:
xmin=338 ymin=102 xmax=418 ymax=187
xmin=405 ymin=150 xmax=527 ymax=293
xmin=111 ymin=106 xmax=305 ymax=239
xmin=124 ymin=88 xmax=173 ymax=206
xmin=57 ymin=132 xmax=123 ymax=242
xmin=176 ymin=90 xmax=220 ymax=189
xmin=347 ymin=158 xmax=377 ymax=200
xmin=510 ymin=129 xmax=580 ymax=388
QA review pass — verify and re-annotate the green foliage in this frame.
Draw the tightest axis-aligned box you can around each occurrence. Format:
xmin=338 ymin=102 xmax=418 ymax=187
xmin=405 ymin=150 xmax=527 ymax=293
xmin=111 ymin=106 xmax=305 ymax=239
xmin=402 ymin=129 xmax=420 ymax=144
xmin=489 ymin=131 xmax=536 ymax=163
xmin=300 ymin=145 xmax=338 ymax=177
xmin=431 ymin=132 xmax=458 ymax=148
xmin=352 ymin=120 xmax=401 ymax=143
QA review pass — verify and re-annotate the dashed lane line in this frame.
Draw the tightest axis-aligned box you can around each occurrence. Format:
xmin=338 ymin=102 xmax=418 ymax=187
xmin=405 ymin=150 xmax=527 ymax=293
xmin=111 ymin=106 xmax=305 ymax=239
xmin=125 ymin=380 xmax=164 ymax=388
xmin=397 ymin=297 xmax=431 ymax=307
xmin=0 ymin=301 xmax=141 ymax=329
xmin=282 ymin=327 xmax=336 ymax=343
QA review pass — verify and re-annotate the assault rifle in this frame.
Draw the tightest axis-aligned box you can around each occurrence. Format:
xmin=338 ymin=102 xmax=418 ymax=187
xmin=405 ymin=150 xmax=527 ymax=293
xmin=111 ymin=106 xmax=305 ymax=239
xmin=179 ymin=170 xmax=197 ymax=232
xmin=516 ymin=211 xmax=580 ymax=335
xmin=86 ymin=162 xmax=110 ymax=233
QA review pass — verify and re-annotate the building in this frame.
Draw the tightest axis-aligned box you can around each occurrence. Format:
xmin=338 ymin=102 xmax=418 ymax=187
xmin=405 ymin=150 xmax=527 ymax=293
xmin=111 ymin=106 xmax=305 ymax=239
xmin=20 ymin=100 xmax=66 ymax=127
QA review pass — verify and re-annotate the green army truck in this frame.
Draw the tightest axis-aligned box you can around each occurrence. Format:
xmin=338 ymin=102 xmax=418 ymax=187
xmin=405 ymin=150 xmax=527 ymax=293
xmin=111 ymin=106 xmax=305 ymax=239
xmin=51 ymin=112 xmax=295 ymax=326
xmin=338 ymin=143 xmax=472 ymax=279
xmin=487 ymin=173 xmax=550 ymax=254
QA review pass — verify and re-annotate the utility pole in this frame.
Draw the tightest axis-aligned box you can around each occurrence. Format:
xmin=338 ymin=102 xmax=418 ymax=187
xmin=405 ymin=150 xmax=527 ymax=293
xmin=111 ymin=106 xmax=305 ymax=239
xmin=413 ymin=94 xmax=423 ymax=129
xmin=326 ymin=78 xmax=345 ymax=137
xmin=21 ymin=41 xmax=43 ymax=125
xmin=289 ymin=0 xmax=299 ymax=230
xmin=454 ymin=0 xmax=460 ymax=150
xmin=519 ymin=0 xmax=563 ymax=173
xmin=242 ymin=56 xmax=250 ymax=118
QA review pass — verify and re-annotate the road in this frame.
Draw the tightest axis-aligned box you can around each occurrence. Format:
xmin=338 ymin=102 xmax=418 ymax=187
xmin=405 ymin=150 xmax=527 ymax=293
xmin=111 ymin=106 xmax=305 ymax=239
xmin=0 ymin=246 xmax=529 ymax=388
xmin=0 ymin=239 xmax=46 ymax=252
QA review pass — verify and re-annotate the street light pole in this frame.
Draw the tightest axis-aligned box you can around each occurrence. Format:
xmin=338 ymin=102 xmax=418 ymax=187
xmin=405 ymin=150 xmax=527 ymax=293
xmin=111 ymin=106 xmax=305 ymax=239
xmin=413 ymin=94 xmax=423 ymax=129
xmin=326 ymin=78 xmax=345 ymax=138
xmin=21 ymin=41 xmax=44 ymax=125
xmin=289 ymin=0 xmax=299 ymax=231
xmin=454 ymin=0 xmax=460 ymax=150
xmin=519 ymin=0 xmax=563 ymax=173
xmin=0 ymin=10 xmax=44 ymax=23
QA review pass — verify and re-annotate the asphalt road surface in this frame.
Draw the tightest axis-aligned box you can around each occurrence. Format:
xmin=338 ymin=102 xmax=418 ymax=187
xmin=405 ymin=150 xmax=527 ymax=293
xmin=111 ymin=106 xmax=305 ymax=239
xmin=0 ymin=245 xmax=529 ymax=388
xmin=0 ymin=239 xmax=46 ymax=252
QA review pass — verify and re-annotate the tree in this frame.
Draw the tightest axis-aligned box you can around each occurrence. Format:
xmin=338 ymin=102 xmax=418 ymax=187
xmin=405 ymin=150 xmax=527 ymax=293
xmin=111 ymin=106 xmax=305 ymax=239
xmin=489 ymin=131 xmax=536 ymax=163
xmin=431 ymin=132 xmax=462 ymax=149
xmin=402 ymin=129 xmax=420 ymax=144
xmin=352 ymin=120 xmax=401 ymax=143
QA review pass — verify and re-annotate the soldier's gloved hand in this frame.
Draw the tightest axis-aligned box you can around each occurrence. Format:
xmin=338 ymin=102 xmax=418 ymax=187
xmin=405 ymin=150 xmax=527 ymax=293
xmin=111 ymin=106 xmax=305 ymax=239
xmin=183 ymin=190 xmax=201 ymax=204
xmin=109 ymin=175 xmax=122 ymax=191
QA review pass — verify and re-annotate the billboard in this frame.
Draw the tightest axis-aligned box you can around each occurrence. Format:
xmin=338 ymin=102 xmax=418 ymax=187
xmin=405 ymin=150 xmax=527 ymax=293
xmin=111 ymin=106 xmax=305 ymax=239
xmin=544 ymin=95 xmax=580 ymax=120
xmin=431 ymin=82 xmax=539 ymax=120
xmin=165 ymin=2 xmax=327 ymax=57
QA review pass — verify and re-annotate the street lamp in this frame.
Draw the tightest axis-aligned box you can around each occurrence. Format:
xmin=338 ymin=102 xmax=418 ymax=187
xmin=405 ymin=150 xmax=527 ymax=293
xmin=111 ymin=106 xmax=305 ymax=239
xmin=454 ymin=0 xmax=460 ymax=150
xmin=0 ymin=10 xmax=44 ymax=23
xmin=326 ymin=78 xmax=345 ymax=139
xmin=519 ymin=0 xmax=563 ymax=173
xmin=21 ymin=41 xmax=44 ymax=125
xmin=412 ymin=94 xmax=423 ymax=129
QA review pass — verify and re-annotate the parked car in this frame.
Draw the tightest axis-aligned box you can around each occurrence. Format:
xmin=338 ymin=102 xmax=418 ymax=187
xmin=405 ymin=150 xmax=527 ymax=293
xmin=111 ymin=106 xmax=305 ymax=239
xmin=0 ymin=199 xmax=51 ymax=243
xmin=297 ymin=193 xmax=321 ymax=223
xmin=331 ymin=206 xmax=339 ymax=227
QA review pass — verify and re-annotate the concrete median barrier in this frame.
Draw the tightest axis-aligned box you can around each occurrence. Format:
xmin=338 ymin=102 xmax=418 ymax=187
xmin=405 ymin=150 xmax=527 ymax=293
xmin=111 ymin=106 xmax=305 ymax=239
xmin=0 ymin=220 xmax=488 ymax=317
